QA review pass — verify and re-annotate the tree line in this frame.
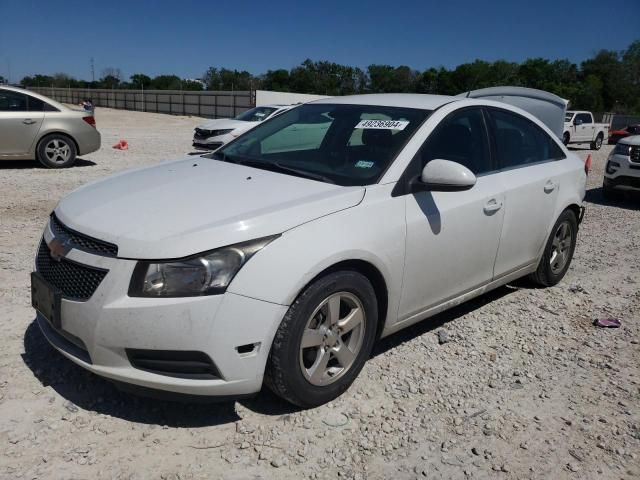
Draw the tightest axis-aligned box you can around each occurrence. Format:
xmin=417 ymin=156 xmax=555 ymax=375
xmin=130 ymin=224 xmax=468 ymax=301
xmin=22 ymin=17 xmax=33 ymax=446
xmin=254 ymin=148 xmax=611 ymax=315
xmin=18 ymin=40 xmax=640 ymax=114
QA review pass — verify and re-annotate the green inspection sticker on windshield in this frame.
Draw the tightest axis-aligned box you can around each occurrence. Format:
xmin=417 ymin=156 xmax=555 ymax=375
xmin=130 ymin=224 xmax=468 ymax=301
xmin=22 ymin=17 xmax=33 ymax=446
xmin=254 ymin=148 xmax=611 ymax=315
xmin=355 ymin=160 xmax=374 ymax=168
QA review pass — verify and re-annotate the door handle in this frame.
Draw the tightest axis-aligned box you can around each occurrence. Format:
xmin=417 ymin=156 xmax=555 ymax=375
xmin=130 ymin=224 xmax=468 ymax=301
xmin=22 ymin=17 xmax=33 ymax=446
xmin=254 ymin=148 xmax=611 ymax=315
xmin=483 ymin=199 xmax=503 ymax=214
xmin=22 ymin=119 xmax=36 ymax=125
xmin=544 ymin=181 xmax=556 ymax=193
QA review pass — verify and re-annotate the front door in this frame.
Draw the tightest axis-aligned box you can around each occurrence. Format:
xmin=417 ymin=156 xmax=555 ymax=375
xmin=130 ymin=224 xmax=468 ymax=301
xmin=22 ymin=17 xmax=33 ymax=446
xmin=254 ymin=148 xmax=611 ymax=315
xmin=398 ymin=107 xmax=504 ymax=320
xmin=574 ymin=113 xmax=594 ymax=142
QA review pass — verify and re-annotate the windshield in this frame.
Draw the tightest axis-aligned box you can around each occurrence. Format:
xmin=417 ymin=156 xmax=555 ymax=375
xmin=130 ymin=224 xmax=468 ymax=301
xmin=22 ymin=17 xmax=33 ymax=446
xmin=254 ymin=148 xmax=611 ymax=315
xmin=565 ymin=112 xmax=574 ymax=122
xmin=210 ymin=103 xmax=431 ymax=186
xmin=235 ymin=106 xmax=278 ymax=122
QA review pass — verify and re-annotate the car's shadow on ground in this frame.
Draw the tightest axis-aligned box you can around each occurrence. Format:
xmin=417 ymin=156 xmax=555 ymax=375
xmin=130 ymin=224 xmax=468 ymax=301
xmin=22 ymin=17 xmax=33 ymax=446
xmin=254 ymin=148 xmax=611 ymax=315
xmin=22 ymin=285 xmax=519 ymax=426
xmin=585 ymin=186 xmax=639 ymax=211
xmin=0 ymin=158 xmax=96 ymax=170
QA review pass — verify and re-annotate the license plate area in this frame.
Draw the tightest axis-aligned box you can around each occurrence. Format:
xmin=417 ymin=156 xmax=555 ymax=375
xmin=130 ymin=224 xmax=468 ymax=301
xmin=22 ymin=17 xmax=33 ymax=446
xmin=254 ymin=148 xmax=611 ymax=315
xmin=31 ymin=272 xmax=62 ymax=329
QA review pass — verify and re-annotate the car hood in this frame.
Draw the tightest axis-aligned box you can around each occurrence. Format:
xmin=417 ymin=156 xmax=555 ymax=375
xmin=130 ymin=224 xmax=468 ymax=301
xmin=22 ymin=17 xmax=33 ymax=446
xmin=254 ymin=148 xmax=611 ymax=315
xmin=619 ymin=135 xmax=640 ymax=146
xmin=55 ymin=158 xmax=365 ymax=259
xmin=196 ymin=118 xmax=256 ymax=131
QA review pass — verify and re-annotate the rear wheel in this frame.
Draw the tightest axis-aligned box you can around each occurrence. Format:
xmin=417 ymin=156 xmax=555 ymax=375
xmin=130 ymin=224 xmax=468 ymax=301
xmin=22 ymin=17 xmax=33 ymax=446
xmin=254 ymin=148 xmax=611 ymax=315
xmin=37 ymin=134 xmax=77 ymax=168
xmin=529 ymin=210 xmax=578 ymax=287
xmin=265 ymin=271 xmax=378 ymax=408
xmin=591 ymin=134 xmax=603 ymax=150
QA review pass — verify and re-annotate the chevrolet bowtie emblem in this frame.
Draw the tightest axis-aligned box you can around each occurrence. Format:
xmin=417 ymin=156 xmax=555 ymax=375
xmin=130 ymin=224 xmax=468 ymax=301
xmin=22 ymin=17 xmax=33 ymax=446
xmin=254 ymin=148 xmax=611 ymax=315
xmin=48 ymin=237 xmax=70 ymax=262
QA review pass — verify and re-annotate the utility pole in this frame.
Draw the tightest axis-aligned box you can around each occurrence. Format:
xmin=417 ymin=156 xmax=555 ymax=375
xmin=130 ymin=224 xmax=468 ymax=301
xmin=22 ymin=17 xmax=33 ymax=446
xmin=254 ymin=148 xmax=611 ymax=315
xmin=90 ymin=57 xmax=95 ymax=83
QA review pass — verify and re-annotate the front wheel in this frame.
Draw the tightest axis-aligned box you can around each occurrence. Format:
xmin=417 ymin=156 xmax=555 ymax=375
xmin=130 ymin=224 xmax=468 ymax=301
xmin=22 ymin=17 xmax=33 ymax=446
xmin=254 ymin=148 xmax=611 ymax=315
xmin=563 ymin=132 xmax=570 ymax=146
xmin=265 ymin=271 xmax=378 ymax=408
xmin=529 ymin=210 xmax=578 ymax=287
xmin=37 ymin=134 xmax=77 ymax=168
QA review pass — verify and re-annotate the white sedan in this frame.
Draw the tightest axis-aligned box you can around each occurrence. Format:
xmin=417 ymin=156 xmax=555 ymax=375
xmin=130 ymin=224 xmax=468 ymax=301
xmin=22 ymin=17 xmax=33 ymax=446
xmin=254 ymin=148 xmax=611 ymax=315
xmin=192 ymin=104 xmax=293 ymax=151
xmin=32 ymin=89 xmax=586 ymax=407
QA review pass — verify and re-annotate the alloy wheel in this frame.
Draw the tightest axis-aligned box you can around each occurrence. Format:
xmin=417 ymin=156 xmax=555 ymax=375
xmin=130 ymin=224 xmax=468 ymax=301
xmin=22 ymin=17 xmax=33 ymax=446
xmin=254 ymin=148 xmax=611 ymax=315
xmin=549 ymin=220 xmax=573 ymax=274
xmin=44 ymin=139 xmax=71 ymax=164
xmin=299 ymin=292 xmax=366 ymax=386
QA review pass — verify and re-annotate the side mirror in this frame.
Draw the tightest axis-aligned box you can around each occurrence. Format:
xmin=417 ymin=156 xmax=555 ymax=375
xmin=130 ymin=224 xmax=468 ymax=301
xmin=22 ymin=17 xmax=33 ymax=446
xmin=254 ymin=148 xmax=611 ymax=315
xmin=574 ymin=118 xmax=583 ymax=126
xmin=413 ymin=159 xmax=476 ymax=192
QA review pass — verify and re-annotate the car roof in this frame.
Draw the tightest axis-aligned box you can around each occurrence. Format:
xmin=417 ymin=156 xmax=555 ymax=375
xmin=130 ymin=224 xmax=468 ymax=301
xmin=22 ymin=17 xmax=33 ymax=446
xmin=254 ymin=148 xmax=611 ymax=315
xmin=0 ymin=85 xmax=69 ymax=111
xmin=310 ymin=93 xmax=457 ymax=110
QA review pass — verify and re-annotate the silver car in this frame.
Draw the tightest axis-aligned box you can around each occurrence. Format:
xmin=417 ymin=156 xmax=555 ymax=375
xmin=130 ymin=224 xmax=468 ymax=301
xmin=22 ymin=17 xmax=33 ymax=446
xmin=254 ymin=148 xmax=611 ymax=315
xmin=0 ymin=86 xmax=101 ymax=168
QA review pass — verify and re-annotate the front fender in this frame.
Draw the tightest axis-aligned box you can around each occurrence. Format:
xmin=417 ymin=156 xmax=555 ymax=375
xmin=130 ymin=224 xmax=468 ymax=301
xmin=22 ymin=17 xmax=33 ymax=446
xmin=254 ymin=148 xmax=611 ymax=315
xmin=227 ymin=185 xmax=406 ymax=326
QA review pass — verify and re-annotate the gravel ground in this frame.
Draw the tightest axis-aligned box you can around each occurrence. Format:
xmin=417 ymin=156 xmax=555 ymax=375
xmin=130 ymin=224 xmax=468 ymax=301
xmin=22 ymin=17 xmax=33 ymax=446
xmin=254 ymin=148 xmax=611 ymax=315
xmin=0 ymin=107 xmax=638 ymax=480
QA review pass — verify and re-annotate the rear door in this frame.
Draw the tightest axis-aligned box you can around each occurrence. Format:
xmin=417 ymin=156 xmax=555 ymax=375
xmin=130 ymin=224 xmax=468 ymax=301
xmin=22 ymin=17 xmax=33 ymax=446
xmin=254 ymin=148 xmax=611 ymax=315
xmin=398 ymin=107 xmax=505 ymax=319
xmin=0 ymin=90 xmax=44 ymax=156
xmin=487 ymin=107 xmax=565 ymax=277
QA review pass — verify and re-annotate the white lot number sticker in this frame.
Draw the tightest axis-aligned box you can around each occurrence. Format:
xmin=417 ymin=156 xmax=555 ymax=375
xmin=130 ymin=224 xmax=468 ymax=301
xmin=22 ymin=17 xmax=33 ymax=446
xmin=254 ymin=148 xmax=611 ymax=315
xmin=355 ymin=119 xmax=409 ymax=130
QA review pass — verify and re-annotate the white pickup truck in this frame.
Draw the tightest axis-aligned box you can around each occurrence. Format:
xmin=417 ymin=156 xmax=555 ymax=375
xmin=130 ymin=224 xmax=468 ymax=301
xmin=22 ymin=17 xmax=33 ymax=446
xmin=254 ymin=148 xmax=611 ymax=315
xmin=563 ymin=111 xmax=609 ymax=150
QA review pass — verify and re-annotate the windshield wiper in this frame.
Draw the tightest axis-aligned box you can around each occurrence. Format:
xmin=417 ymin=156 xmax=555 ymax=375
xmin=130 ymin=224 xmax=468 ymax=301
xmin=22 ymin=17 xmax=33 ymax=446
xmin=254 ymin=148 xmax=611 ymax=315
xmin=228 ymin=157 xmax=336 ymax=184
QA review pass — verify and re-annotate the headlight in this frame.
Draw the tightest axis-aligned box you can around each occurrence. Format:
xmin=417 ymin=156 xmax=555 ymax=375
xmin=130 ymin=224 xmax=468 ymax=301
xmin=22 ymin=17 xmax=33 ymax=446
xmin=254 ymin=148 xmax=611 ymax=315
xmin=613 ymin=143 xmax=631 ymax=156
xmin=128 ymin=235 xmax=279 ymax=297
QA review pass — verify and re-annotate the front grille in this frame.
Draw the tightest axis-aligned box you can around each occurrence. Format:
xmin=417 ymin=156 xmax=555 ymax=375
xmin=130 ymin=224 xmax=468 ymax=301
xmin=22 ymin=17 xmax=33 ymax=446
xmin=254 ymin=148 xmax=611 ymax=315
xmin=36 ymin=240 xmax=108 ymax=301
xmin=631 ymin=146 xmax=640 ymax=163
xmin=126 ymin=349 xmax=221 ymax=380
xmin=50 ymin=214 xmax=118 ymax=257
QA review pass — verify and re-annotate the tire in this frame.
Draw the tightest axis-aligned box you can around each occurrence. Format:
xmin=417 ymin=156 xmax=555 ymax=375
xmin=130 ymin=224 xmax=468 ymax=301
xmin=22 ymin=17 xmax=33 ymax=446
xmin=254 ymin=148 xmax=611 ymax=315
xmin=265 ymin=271 xmax=378 ymax=408
xmin=37 ymin=134 xmax=77 ymax=168
xmin=591 ymin=134 xmax=603 ymax=150
xmin=529 ymin=209 xmax=578 ymax=287
xmin=563 ymin=132 xmax=570 ymax=146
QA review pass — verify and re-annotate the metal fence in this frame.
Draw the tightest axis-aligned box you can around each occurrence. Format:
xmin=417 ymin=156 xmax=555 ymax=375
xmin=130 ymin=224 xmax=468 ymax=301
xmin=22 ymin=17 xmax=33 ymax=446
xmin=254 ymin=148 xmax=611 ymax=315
xmin=27 ymin=87 xmax=255 ymax=119
xmin=601 ymin=113 xmax=640 ymax=130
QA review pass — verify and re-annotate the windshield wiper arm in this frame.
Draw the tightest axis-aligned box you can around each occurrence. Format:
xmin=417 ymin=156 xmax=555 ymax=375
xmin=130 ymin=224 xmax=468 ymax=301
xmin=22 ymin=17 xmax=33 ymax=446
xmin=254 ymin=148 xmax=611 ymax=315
xmin=271 ymin=162 xmax=336 ymax=184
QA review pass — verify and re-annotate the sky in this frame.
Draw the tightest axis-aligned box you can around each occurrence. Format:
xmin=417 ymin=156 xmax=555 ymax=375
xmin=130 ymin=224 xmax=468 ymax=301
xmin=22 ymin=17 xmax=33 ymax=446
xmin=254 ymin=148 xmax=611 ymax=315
xmin=1 ymin=0 xmax=638 ymax=83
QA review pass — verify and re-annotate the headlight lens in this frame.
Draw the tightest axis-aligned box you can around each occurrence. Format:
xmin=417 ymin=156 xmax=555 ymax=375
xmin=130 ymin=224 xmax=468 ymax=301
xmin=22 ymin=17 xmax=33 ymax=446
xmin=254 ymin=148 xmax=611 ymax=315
xmin=128 ymin=235 xmax=278 ymax=297
xmin=613 ymin=143 xmax=631 ymax=156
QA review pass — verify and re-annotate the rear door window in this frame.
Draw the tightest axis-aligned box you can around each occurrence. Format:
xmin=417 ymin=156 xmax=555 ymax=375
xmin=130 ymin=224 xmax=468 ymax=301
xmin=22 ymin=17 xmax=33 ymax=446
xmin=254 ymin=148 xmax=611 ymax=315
xmin=487 ymin=108 xmax=565 ymax=169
